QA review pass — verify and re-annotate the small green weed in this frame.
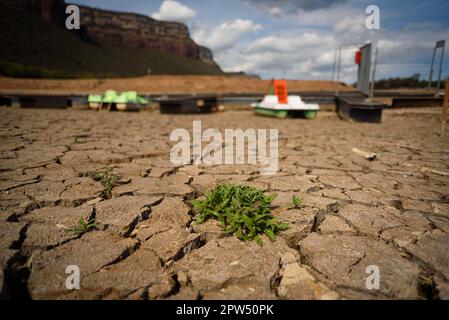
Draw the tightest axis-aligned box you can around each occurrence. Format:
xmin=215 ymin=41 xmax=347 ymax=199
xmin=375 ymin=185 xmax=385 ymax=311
xmin=290 ymin=195 xmax=303 ymax=209
xmin=192 ymin=184 xmax=288 ymax=246
xmin=94 ymin=167 xmax=117 ymax=199
xmin=67 ymin=217 xmax=96 ymax=235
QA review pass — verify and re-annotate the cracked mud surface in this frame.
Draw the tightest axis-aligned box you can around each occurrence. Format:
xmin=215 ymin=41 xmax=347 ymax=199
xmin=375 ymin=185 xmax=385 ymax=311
xmin=1 ymin=107 xmax=448 ymax=300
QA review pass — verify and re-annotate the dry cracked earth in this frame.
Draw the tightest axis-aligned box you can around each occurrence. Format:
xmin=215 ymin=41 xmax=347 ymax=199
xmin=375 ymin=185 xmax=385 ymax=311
xmin=1 ymin=106 xmax=449 ymax=300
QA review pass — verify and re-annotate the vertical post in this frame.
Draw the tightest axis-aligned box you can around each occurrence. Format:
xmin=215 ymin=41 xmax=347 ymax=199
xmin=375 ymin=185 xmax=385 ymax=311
xmin=331 ymin=49 xmax=337 ymax=82
xmin=336 ymin=47 xmax=342 ymax=95
xmin=428 ymin=47 xmax=436 ymax=90
xmin=337 ymin=47 xmax=342 ymax=82
xmin=437 ymin=45 xmax=445 ymax=93
xmin=442 ymin=81 xmax=449 ymax=137
xmin=369 ymin=46 xmax=378 ymax=99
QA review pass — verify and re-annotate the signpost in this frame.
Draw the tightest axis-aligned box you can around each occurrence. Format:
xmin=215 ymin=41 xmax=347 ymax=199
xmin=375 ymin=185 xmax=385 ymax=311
xmin=333 ymin=43 xmax=367 ymax=95
xmin=369 ymin=47 xmax=379 ymax=99
xmin=357 ymin=43 xmax=372 ymax=95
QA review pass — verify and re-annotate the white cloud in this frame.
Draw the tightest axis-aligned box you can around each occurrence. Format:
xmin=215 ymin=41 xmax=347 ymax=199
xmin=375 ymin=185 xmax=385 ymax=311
xmin=203 ymin=2 xmax=371 ymax=81
xmin=268 ymin=7 xmax=283 ymax=17
xmin=212 ymin=31 xmax=338 ymax=79
xmin=193 ymin=19 xmax=262 ymax=52
xmin=334 ymin=17 xmax=365 ymax=37
xmin=315 ymin=50 xmax=336 ymax=65
xmin=164 ymin=0 xmax=448 ymax=82
xmin=213 ymin=6 xmax=449 ymax=83
xmin=248 ymin=33 xmax=333 ymax=53
xmin=151 ymin=1 xmax=196 ymax=23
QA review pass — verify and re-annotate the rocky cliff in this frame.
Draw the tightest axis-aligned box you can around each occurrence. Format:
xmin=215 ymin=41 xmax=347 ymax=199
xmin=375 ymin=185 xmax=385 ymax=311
xmin=0 ymin=0 xmax=220 ymax=68
xmin=76 ymin=5 xmax=218 ymax=67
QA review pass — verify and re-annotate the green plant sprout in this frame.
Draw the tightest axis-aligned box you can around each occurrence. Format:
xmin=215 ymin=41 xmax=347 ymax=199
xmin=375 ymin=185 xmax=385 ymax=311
xmin=67 ymin=217 xmax=96 ymax=235
xmin=94 ymin=167 xmax=117 ymax=199
xmin=290 ymin=195 xmax=303 ymax=209
xmin=192 ymin=184 xmax=288 ymax=246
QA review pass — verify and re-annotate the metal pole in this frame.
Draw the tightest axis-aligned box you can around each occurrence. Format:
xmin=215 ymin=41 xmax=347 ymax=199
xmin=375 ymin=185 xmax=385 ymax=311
xmin=338 ymin=47 xmax=343 ymax=82
xmin=336 ymin=47 xmax=342 ymax=95
xmin=331 ymin=49 xmax=337 ymax=82
xmin=428 ymin=47 xmax=437 ymax=90
xmin=437 ymin=46 xmax=445 ymax=93
xmin=369 ymin=47 xmax=379 ymax=99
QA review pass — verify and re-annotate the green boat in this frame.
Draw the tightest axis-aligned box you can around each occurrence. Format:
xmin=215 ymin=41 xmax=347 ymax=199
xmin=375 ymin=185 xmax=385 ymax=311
xmin=253 ymin=107 xmax=318 ymax=119
xmin=87 ymin=94 xmax=103 ymax=110
xmin=252 ymin=80 xmax=320 ymax=119
xmin=252 ymin=95 xmax=320 ymax=119
xmin=88 ymin=90 xmax=150 ymax=111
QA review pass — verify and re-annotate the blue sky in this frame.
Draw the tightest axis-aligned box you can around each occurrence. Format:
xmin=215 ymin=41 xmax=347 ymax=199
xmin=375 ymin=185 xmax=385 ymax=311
xmin=71 ymin=0 xmax=449 ymax=82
